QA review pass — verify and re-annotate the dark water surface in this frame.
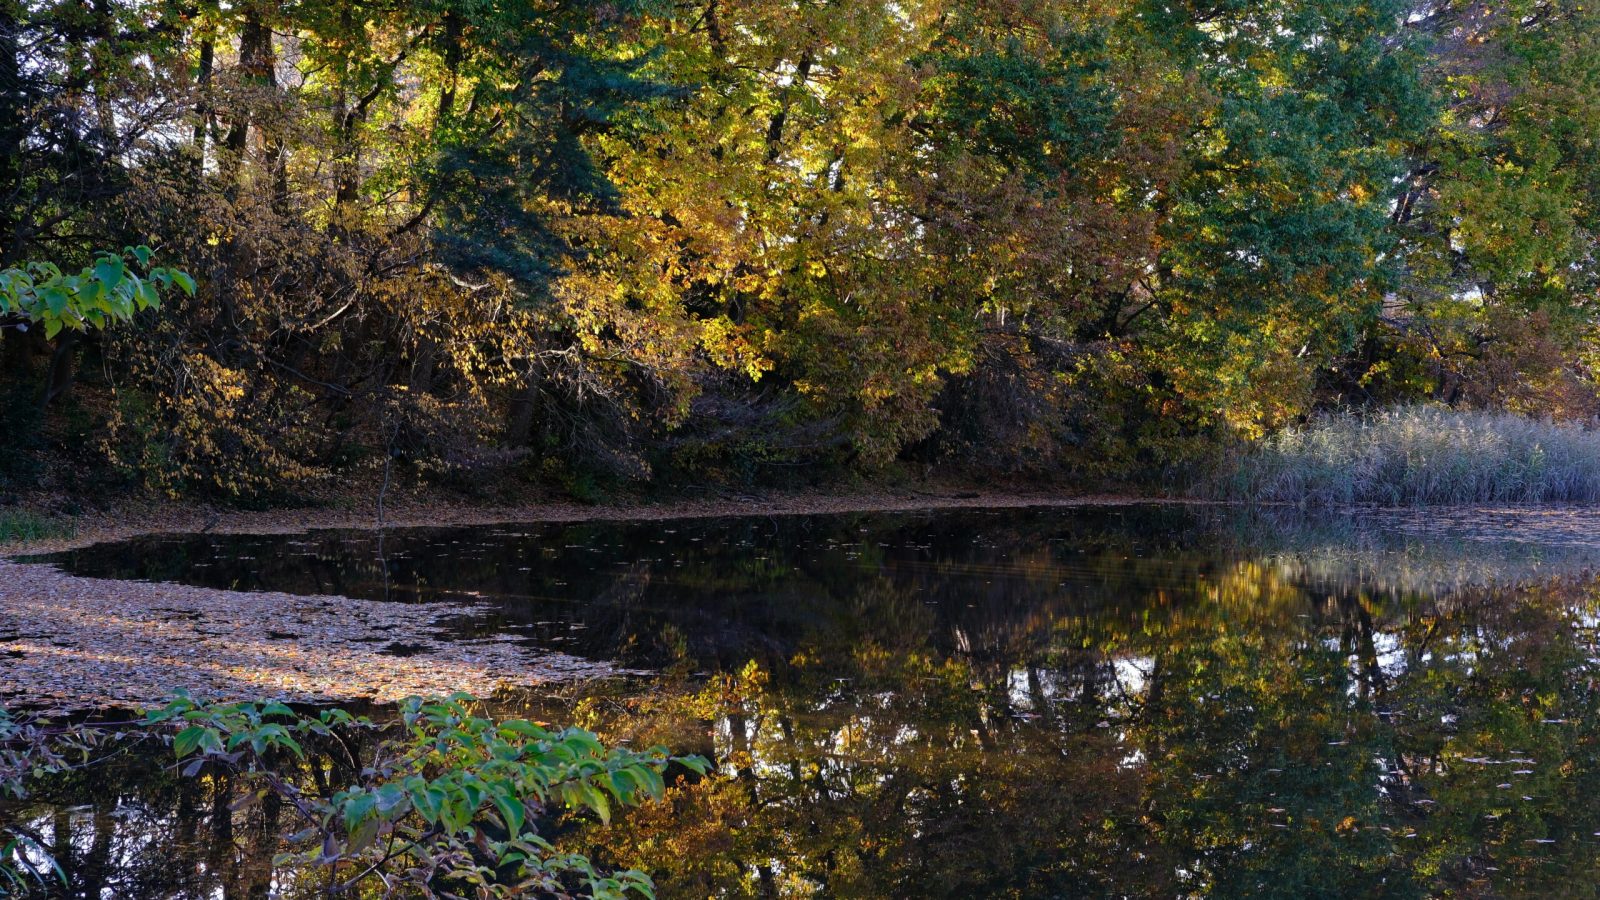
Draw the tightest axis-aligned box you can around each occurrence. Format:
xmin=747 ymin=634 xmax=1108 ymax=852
xmin=14 ymin=504 xmax=1600 ymax=897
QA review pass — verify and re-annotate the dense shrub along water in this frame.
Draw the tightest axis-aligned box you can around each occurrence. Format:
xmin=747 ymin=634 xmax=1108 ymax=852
xmin=4 ymin=1 xmax=1600 ymax=499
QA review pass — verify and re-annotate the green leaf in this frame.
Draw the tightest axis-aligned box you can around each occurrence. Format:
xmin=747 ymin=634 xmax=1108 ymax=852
xmin=348 ymin=814 xmax=381 ymax=853
xmin=40 ymin=286 xmax=68 ymax=317
xmin=342 ymin=791 xmax=376 ymax=829
xmin=134 ymin=280 xmax=160 ymax=311
xmin=374 ymin=782 xmax=408 ymax=815
xmin=581 ymin=781 xmax=611 ymax=823
xmin=492 ymin=793 xmax=526 ymax=834
xmin=171 ymin=270 xmax=197 ymax=296
xmin=407 ymin=779 xmax=444 ymax=824
xmin=92 ymin=258 xmax=125 ymax=292
xmin=500 ymin=720 xmax=550 ymax=739
xmin=605 ymin=769 xmax=636 ymax=802
xmin=173 ymin=726 xmax=208 ymax=759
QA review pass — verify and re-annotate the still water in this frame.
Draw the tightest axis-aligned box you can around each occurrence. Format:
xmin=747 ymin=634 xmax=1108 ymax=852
xmin=14 ymin=503 xmax=1600 ymax=897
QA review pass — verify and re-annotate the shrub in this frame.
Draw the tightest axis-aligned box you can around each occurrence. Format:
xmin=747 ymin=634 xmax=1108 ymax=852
xmin=0 ymin=693 xmax=707 ymax=898
xmin=1220 ymin=405 xmax=1600 ymax=505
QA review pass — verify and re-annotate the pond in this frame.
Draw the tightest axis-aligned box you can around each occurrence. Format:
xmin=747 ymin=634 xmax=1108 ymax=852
xmin=9 ymin=503 xmax=1600 ymax=897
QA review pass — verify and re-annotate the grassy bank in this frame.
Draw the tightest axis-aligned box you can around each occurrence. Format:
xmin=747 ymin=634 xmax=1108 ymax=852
xmin=1221 ymin=406 xmax=1600 ymax=505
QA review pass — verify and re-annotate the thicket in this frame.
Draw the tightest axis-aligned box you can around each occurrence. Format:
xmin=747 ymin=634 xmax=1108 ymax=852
xmin=3 ymin=0 xmax=1600 ymax=501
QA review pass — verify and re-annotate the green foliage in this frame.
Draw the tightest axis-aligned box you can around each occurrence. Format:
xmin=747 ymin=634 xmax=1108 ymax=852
xmin=922 ymin=27 xmax=1119 ymax=173
xmin=1363 ymin=0 xmax=1600 ymax=419
xmin=0 ymin=706 xmax=122 ymax=891
xmin=0 ymin=831 xmax=61 ymax=895
xmin=0 ymin=248 xmax=193 ymax=339
xmin=1 ymin=693 xmax=706 ymax=898
xmin=4 ymin=0 xmax=1600 ymax=497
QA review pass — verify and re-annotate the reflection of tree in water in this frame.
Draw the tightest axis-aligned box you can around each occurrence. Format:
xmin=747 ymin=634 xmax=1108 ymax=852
xmin=572 ymin=573 xmax=1600 ymax=899
xmin=10 ymin=574 xmax=1600 ymax=898
xmin=41 ymin=505 xmax=1600 ymax=669
xmin=3 ymin=729 xmax=377 ymax=898
xmin=1206 ymin=505 xmax=1600 ymax=598
xmin=19 ymin=508 xmax=1600 ymax=896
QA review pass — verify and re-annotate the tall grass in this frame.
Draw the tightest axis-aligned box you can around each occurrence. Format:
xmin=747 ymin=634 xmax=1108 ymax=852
xmin=0 ymin=509 xmax=76 ymax=544
xmin=1221 ymin=406 xmax=1600 ymax=505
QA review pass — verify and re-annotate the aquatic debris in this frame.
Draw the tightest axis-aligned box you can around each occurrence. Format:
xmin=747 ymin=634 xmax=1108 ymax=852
xmin=0 ymin=560 xmax=620 ymax=713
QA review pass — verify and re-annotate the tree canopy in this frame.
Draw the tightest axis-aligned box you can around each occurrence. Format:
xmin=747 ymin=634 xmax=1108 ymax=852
xmin=1 ymin=0 xmax=1596 ymax=498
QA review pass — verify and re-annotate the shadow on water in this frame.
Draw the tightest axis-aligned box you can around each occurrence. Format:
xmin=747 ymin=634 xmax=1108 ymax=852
xmin=14 ymin=504 xmax=1600 ymax=896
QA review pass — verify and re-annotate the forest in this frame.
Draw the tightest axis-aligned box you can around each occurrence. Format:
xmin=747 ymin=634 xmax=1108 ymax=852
xmin=2 ymin=0 xmax=1597 ymax=503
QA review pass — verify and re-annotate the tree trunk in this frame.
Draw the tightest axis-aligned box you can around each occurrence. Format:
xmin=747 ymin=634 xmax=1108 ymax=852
xmin=409 ymin=336 xmax=439 ymax=394
xmin=0 ymin=2 xmax=23 ymax=259
xmin=193 ymin=34 xmax=215 ymax=173
xmin=224 ymin=5 xmax=276 ymax=184
xmin=40 ymin=330 xmax=80 ymax=410
xmin=506 ymin=369 xmax=543 ymax=446
xmin=765 ymin=50 xmax=814 ymax=163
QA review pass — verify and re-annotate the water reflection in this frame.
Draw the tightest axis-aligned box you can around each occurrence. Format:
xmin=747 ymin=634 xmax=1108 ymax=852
xmin=13 ymin=505 xmax=1600 ymax=897
xmin=31 ymin=506 xmax=1600 ymax=669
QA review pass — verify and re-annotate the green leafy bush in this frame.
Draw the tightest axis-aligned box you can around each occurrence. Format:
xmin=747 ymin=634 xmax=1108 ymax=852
xmin=0 ymin=693 xmax=706 ymax=898
xmin=0 ymin=247 xmax=193 ymax=339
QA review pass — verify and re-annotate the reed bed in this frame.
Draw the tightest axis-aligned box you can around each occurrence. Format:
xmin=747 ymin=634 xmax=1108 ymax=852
xmin=1221 ymin=406 xmax=1600 ymax=505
